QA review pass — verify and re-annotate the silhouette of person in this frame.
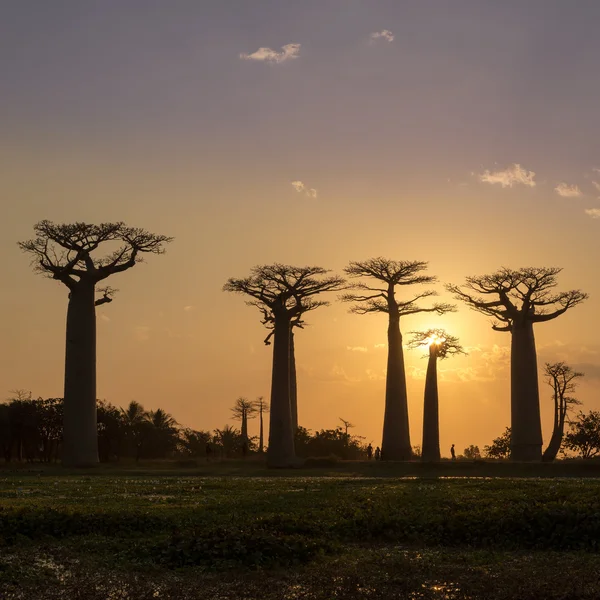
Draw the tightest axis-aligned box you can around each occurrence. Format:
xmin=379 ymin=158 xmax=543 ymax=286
xmin=206 ymin=442 xmax=213 ymax=462
xmin=450 ymin=444 xmax=456 ymax=460
xmin=374 ymin=446 xmax=381 ymax=461
xmin=366 ymin=443 xmax=373 ymax=460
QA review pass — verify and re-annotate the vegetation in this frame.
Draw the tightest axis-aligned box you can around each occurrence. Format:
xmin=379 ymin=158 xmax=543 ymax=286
xmin=448 ymin=267 xmax=587 ymax=461
xmin=18 ymin=221 xmax=172 ymax=467
xmin=2 ymin=473 xmax=600 ymax=599
xmin=342 ymin=258 xmax=455 ymax=461
xmin=564 ymin=410 xmax=600 ymax=458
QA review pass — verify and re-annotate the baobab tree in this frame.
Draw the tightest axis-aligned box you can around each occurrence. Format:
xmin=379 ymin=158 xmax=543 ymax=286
xmin=224 ymin=264 xmax=345 ymax=467
xmin=408 ymin=329 xmax=464 ymax=462
xmin=231 ymin=397 xmax=257 ymax=446
xmin=542 ymin=362 xmax=583 ymax=462
xmin=342 ymin=258 xmax=454 ymax=461
xmin=447 ymin=267 xmax=587 ymax=461
xmin=253 ymin=396 xmax=269 ymax=453
xmin=19 ymin=221 xmax=172 ymax=467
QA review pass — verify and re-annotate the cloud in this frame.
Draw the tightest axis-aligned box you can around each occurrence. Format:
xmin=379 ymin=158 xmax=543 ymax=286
xmin=374 ymin=343 xmax=386 ymax=349
xmin=478 ymin=163 xmax=536 ymax=188
xmin=554 ymin=182 xmax=582 ymax=197
xmin=183 ymin=305 xmax=194 ymax=311
xmin=592 ymin=181 xmax=600 ymax=193
xmin=291 ymin=180 xmax=318 ymax=198
xmin=347 ymin=346 xmax=368 ymax=353
xmin=585 ymin=208 xmax=600 ymax=219
xmin=240 ymin=43 xmax=300 ymax=64
xmin=99 ymin=314 xmax=110 ymax=323
xmin=370 ymin=30 xmax=394 ymax=43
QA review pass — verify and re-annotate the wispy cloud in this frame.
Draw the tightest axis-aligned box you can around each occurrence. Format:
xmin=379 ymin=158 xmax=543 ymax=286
xmin=347 ymin=346 xmax=368 ymax=353
xmin=183 ymin=305 xmax=194 ymax=311
xmin=585 ymin=208 xmax=600 ymax=219
xmin=240 ymin=43 xmax=300 ymax=64
xmin=291 ymin=180 xmax=318 ymax=198
xmin=99 ymin=314 xmax=110 ymax=323
xmin=555 ymin=182 xmax=582 ymax=197
xmin=478 ymin=163 xmax=536 ymax=188
xmin=369 ymin=30 xmax=394 ymax=43
xmin=592 ymin=181 xmax=600 ymax=193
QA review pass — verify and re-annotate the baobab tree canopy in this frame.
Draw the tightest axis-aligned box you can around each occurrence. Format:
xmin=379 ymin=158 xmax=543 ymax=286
xmin=223 ymin=264 xmax=345 ymax=468
xmin=448 ymin=267 xmax=587 ymax=462
xmin=408 ymin=329 xmax=465 ymax=360
xmin=19 ymin=221 xmax=173 ymax=467
xmin=342 ymin=258 xmax=455 ymax=461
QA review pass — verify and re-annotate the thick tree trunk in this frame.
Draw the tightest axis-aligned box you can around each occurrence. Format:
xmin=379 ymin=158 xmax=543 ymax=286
xmin=510 ymin=321 xmax=542 ymax=461
xmin=63 ymin=282 xmax=99 ymax=466
xmin=241 ymin=413 xmax=248 ymax=442
xmin=543 ymin=396 xmax=566 ymax=462
xmin=267 ymin=315 xmax=296 ymax=467
xmin=382 ymin=314 xmax=412 ymax=460
xmin=290 ymin=330 xmax=298 ymax=434
xmin=421 ymin=351 xmax=441 ymax=462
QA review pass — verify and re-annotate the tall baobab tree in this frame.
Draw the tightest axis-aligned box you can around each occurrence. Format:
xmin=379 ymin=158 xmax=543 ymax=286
xmin=542 ymin=362 xmax=583 ymax=462
xmin=342 ymin=258 xmax=454 ymax=461
xmin=231 ymin=397 xmax=257 ymax=446
xmin=447 ymin=267 xmax=587 ymax=461
xmin=408 ymin=329 xmax=464 ymax=462
xmin=19 ymin=221 xmax=172 ymax=467
xmin=253 ymin=396 xmax=269 ymax=453
xmin=224 ymin=264 xmax=345 ymax=467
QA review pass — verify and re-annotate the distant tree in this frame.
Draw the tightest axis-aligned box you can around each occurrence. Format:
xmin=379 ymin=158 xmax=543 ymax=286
xmin=213 ymin=425 xmax=247 ymax=458
xmin=120 ymin=401 xmax=150 ymax=462
xmin=542 ymin=362 xmax=583 ymax=462
xmin=412 ymin=445 xmax=422 ymax=459
xmin=448 ymin=267 xmax=587 ymax=461
xmin=563 ymin=411 xmax=600 ymax=459
xmin=147 ymin=408 xmax=179 ymax=458
xmin=179 ymin=429 xmax=212 ymax=458
xmin=36 ymin=397 xmax=63 ymax=463
xmin=295 ymin=426 xmax=366 ymax=460
xmin=342 ymin=258 xmax=454 ymax=460
xmin=97 ymin=400 xmax=125 ymax=462
xmin=230 ymin=397 xmax=257 ymax=446
xmin=224 ymin=264 xmax=345 ymax=467
xmin=19 ymin=221 xmax=172 ymax=466
xmin=408 ymin=329 xmax=464 ymax=462
xmin=253 ymin=396 xmax=269 ymax=453
xmin=484 ymin=427 xmax=512 ymax=459
xmin=463 ymin=445 xmax=481 ymax=460
xmin=339 ymin=418 xmax=354 ymax=441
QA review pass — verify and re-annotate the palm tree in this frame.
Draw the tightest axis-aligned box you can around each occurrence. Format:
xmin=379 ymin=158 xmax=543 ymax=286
xmin=120 ymin=401 xmax=149 ymax=462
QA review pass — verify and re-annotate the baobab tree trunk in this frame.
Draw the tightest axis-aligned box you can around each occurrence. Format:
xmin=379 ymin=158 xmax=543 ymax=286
xmin=267 ymin=316 xmax=296 ymax=467
xmin=421 ymin=351 xmax=441 ymax=462
xmin=382 ymin=314 xmax=412 ymax=460
xmin=543 ymin=396 xmax=566 ymax=462
xmin=510 ymin=322 xmax=542 ymax=461
xmin=290 ymin=330 xmax=298 ymax=434
xmin=63 ymin=282 xmax=99 ymax=467
xmin=241 ymin=412 xmax=248 ymax=442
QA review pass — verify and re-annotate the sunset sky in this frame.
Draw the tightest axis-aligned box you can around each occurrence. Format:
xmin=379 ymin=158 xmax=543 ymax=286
xmin=1 ymin=1 xmax=599 ymax=455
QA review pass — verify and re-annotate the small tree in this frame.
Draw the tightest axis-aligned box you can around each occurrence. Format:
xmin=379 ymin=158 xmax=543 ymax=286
xmin=484 ymin=427 xmax=511 ymax=459
xmin=448 ymin=267 xmax=586 ymax=461
xmin=231 ymin=397 xmax=257 ymax=447
xmin=408 ymin=329 xmax=464 ymax=462
xmin=19 ymin=221 xmax=172 ymax=466
xmin=253 ymin=396 xmax=269 ymax=454
xmin=463 ymin=445 xmax=481 ymax=460
xmin=224 ymin=265 xmax=345 ymax=467
xmin=564 ymin=411 xmax=600 ymax=459
xmin=342 ymin=258 xmax=454 ymax=461
xmin=542 ymin=362 xmax=583 ymax=462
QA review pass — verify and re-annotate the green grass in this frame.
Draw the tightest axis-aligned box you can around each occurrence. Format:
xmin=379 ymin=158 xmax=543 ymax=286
xmin=1 ymin=467 xmax=600 ymax=598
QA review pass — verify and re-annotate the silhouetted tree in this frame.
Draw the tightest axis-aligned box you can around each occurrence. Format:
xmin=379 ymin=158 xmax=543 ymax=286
xmin=224 ymin=265 xmax=345 ymax=467
xmin=342 ymin=259 xmax=454 ymax=460
xmin=448 ymin=267 xmax=586 ymax=461
xmin=213 ymin=425 xmax=246 ymax=458
xmin=408 ymin=329 xmax=464 ymax=462
xmin=179 ymin=429 xmax=212 ymax=458
xmin=463 ymin=445 xmax=481 ymax=460
xmin=484 ymin=427 xmax=511 ymax=459
xmin=564 ymin=411 xmax=600 ymax=459
xmin=147 ymin=408 xmax=179 ymax=458
xmin=253 ymin=396 xmax=269 ymax=453
xmin=542 ymin=362 xmax=583 ymax=462
xmin=19 ymin=221 xmax=172 ymax=466
xmin=295 ymin=426 xmax=366 ymax=460
xmin=120 ymin=400 xmax=150 ymax=462
xmin=97 ymin=400 xmax=125 ymax=462
xmin=231 ymin=397 xmax=257 ymax=445
xmin=36 ymin=397 xmax=63 ymax=462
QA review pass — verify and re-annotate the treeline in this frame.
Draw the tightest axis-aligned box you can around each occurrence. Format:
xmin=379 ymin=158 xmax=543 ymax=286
xmin=0 ymin=394 xmax=368 ymax=463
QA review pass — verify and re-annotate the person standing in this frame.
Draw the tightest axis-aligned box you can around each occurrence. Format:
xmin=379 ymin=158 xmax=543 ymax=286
xmin=450 ymin=444 xmax=456 ymax=460
xmin=374 ymin=446 xmax=381 ymax=461
xmin=366 ymin=443 xmax=373 ymax=460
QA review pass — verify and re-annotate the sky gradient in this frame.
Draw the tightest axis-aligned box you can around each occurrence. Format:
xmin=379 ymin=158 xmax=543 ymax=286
xmin=1 ymin=1 xmax=599 ymax=455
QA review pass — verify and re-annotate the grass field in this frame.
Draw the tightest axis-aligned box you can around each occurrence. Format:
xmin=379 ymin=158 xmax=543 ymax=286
xmin=1 ymin=462 xmax=600 ymax=599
